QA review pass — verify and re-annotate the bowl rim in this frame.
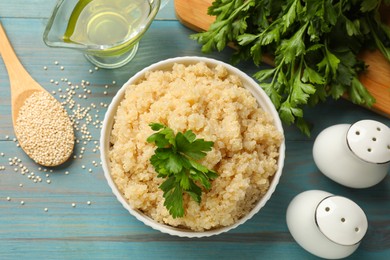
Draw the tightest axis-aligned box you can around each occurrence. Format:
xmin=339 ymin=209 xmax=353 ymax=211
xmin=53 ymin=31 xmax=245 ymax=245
xmin=100 ymin=56 xmax=286 ymax=238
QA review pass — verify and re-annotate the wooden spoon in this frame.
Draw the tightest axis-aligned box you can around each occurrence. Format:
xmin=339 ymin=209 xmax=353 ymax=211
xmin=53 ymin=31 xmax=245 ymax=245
xmin=0 ymin=22 xmax=74 ymax=167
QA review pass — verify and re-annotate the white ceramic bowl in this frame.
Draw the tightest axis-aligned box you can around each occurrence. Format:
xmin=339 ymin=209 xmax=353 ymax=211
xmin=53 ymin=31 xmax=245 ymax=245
xmin=100 ymin=56 xmax=285 ymax=237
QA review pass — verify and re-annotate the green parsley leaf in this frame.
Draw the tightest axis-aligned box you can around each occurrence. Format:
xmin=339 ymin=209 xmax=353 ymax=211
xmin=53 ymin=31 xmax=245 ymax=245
xmin=360 ymin=0 xmax=379 ymax=12
xmin=302 ymin=66 xmax=325 ymax=84
xmin=147 ymin=123 xmax=218 ymax=218
xmin=191 ymin=0 xmax=387 ymax=136
xmin=160 ymin=177 xmax=184 ymax=218
xmin=146 ymin=123 xmax=176 ymax=148
xmin=276 ymin=22 xmax=308 ymax=64
xmin=176 ymin=131 xmax=214 ymax=160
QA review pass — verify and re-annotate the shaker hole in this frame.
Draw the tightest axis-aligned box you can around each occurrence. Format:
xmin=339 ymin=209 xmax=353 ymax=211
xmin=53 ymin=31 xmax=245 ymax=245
xmin=372 ymin=137 xmax=377 ymax=141
xmin=341 ymin=218 xmax=346 ymax=223
xmin=355 ymin=227 xmax=359 ymax=232
xmin=355 ymin=131 xmax=360 ymax=135
xmin=387 ymin=145 xmax=390 ymax=150
xmin=325 ymin=207 xmax=330 ymax=212
xmin=377 ymin=127 xmax=381 ymax=131
xmin=367 ymin=148 xmax=372 ymax=152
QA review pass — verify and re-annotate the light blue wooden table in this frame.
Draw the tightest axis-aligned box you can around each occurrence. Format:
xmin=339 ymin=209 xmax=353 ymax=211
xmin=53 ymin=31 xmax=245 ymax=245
xmin=0 ymin=1 xmax=389 ymax=259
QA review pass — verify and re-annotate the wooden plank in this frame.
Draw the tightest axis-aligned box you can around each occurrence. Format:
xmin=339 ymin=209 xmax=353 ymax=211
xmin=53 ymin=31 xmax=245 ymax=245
xmin=175 ymin=0 xmax=215 ymax=32
xmin=174 ymin=0 xmax=390 ymax=117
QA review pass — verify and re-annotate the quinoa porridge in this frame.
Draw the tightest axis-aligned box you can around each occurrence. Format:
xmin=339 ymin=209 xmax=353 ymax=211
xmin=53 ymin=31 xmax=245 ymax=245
xmin=108 ymin=62 xmax=283 ymax=231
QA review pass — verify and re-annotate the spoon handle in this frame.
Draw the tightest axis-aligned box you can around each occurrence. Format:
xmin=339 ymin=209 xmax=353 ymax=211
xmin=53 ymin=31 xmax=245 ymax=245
xmin=0 ymin=22 xmax=41 ymax=93
xmin=0 ymin=23 xmax=27 ymax=82
xmin=0 ymin=22 xmax=43 ymax=123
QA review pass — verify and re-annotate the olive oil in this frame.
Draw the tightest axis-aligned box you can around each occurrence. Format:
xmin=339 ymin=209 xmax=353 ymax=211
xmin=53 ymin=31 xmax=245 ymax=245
xmin=65 ymin=0 xmax=151 ymax=46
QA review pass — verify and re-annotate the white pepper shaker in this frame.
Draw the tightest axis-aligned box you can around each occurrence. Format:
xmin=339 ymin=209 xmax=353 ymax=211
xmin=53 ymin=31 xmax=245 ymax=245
xmin=286 ymin=190 xmax=368 ymax=259
xmin=313 ymin=120 xmax=390 ymax=188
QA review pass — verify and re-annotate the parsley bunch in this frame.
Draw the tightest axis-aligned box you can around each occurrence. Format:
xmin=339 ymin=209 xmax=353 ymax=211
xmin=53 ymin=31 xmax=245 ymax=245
xmin=147 ymin=123 xmax=218 ymax=218
xmin=191 ymin=0 xmax=390 ymax=135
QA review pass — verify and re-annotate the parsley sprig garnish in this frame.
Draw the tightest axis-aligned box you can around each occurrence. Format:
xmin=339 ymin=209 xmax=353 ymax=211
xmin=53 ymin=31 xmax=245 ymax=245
xmin=146 ymin=123 xmax=218 ymax=218
xmin=191 ymin=0 xmax=390 ymax=135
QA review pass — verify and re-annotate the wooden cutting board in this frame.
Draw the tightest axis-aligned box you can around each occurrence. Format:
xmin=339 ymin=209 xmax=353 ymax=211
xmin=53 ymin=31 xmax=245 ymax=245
xmin=174 ymin=0 xmax=390 ymax=117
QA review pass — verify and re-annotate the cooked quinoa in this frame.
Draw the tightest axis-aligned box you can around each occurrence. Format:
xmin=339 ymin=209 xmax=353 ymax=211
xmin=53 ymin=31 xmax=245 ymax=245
xmin=109 ymin=62 xmax=283 ymax=231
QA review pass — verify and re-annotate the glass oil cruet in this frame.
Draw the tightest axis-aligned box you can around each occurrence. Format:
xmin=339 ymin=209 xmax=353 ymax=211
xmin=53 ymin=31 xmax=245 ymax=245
xmin=43 ymin=0 xmax=161 ymax=69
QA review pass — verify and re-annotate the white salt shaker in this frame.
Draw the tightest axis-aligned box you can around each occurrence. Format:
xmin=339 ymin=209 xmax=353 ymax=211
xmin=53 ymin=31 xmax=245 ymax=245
xmin=313 ymin=120 xmax=390 ymax=188
xmin=286 ymin=190 xmax=368 ymax=259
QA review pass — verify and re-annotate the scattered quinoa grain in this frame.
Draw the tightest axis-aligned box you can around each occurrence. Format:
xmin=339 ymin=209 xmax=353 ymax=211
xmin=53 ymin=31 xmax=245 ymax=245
xmin=3 ymin=60 xmax=108 ymax=212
